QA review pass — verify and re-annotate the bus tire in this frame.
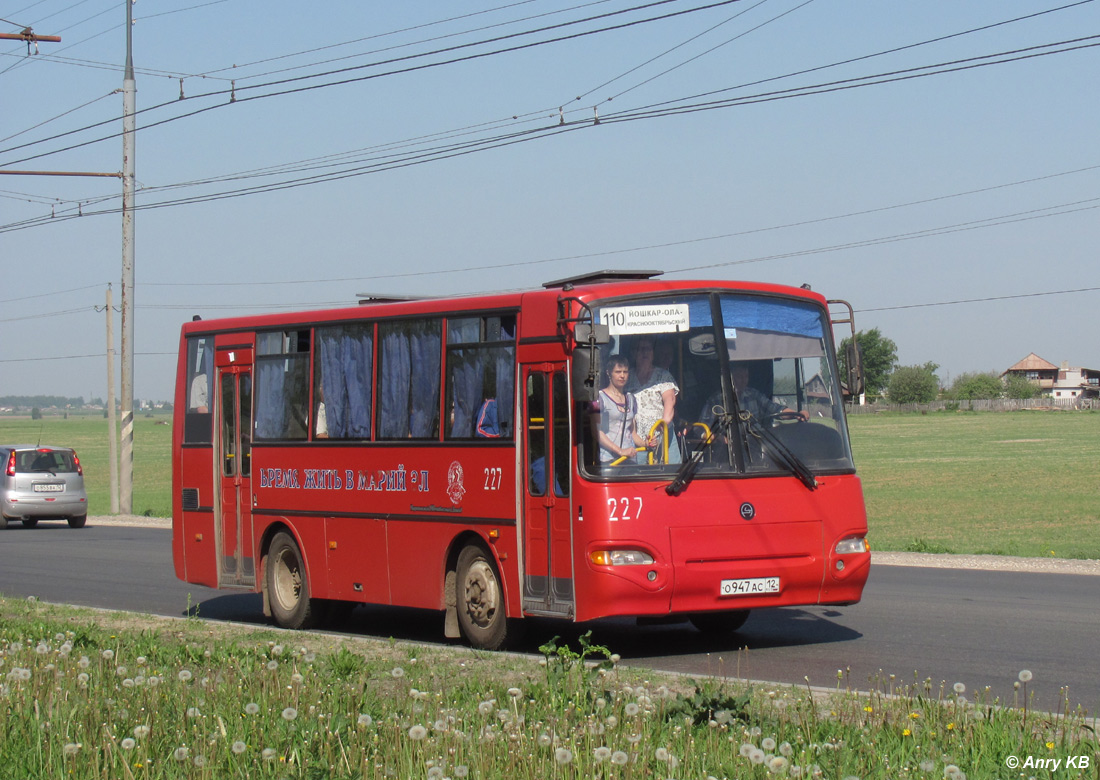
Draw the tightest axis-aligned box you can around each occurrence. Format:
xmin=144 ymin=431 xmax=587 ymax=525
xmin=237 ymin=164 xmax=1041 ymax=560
xmin=689 ymin=609 xmax=750 ymax=635
xmin=456 ymin=544 xmax=508 ymax=650
xmin=266 ymin=531 xmax=317 ymax=630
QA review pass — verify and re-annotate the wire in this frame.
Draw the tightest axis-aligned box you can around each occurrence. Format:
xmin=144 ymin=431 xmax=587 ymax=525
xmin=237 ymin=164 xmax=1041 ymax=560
xmin=858 ymin=286 xmax=1100 ymax=314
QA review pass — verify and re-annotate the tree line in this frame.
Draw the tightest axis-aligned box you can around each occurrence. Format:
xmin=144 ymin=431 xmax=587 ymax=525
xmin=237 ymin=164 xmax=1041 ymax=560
xmin=838 ymin=329 xmax=1041 ymax=405
xmin=0 ymin=395 xmax=89 ymax=408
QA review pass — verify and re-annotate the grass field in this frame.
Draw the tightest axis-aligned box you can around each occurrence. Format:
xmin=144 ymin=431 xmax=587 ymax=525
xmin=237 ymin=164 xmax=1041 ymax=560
xmin=2 ymin=409 xmax=1096 ymax=558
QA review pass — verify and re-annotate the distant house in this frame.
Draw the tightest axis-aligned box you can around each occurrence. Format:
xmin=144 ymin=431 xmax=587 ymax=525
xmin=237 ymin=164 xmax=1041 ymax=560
xmin=1002 ymin=353 xmax=1100 ymax=399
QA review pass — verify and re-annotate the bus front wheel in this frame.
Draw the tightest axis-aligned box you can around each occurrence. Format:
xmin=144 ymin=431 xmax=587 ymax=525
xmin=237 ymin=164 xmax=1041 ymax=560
xmin=456 ymin=544 xmax=507 ymax=650
xmin=266 ymin=531 xmax=317 ymax=630
xmin=689 ymin=609 xmax=751 ymax=635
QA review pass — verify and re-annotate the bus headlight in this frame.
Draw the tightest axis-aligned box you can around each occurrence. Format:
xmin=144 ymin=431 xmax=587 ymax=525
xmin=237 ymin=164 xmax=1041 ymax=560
xmin=590 ymin=550 xmax=655 ymax=566
xmin=834 ymin=536 xmax=869 ymax=555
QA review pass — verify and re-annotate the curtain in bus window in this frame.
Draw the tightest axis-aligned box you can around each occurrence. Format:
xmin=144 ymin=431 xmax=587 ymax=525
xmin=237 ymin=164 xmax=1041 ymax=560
xmin=449 ymin=349 xmax=481 ymax=438
xmin=255 ymin=357 xmax=309 ymax=439
xmin=318 ymin=326 xmax=373 ymax=439
xmin=448 ymin=345 xmax=515 ymax=439
xmin=379 ymin=320 xmax=441 ymax=439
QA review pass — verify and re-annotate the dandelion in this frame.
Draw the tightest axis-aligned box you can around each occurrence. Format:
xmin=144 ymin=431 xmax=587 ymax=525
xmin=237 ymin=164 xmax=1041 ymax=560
xmin=1018 ymin=669 xmax=1033 ymax=683
xmin=769 ymin=756 xmax=791 ymax=774
xmin=625 ymin=702 xmax=641 ymax=716
xmin=919 ymin=760 xmax=936 ymax=772
xmin=944 ymin=765 xmax=964 ymax=780
xmin=133 ymin=725 xmax=150 ymax=739
xmin=120 ymin=738 xmax=136 ymax=750
xmin=271 ymin=644 xmax=284 ymax=656
xmin=427 ymin=768 xmax=444 ymax=780
xmin=290 ymin=672 xmax=303 ymax=685
xmin=594 ymin=746 xmax=612 ymax=762
xmin=281 ymin=707 xmax=298 ymax=722
xmin=626 ymin=733 xmax=642 ymax=744
xmin=35 ymin=642 xmax=49 ymax=655
xmin=740 ymin=743 xmax=755 ymax=758
xmin=357 ymin=713 xmax=373 ymax=727
xmin=135 ymin=656 xmax=146 ymax=666
xmin=554 ymin=747 xmax=573 ymax=765
xmin=186 ymin=707 xmax=202 ymax=718
xmin=454 ymin=766 xmax=469 ymax=778
xmin=78 ymin=656 xmax=90 ymax=669
xmin=408 ymin=725 xmax=427 ymax=741
xmin=122 ymin=678 xmax=135 ymax=688
xmin=231 ymin=740 xmax=247 ymax=755
xmin=244 ymin=702 xmax=260 ymax=715
xmin=537 ymin=732 xmax=552 ymax=747
xmin=953 ymin=682 xmax=966 ymax=694
xmin=63 ymin=743 xmax=81 ymax=757
xmin=655 ymin=747 xmax=670 ymax=762
xmin=261 ymin=748 xmax=277 ymax=761
xmin=611 ymin=751 xmax=629 ymax=766
xmin=178 ymin=669 xmax=192 ymax=682
xmin=390 ymin=667 xmax=405 ymax=678
xmin=508 ymin=687 xmax=522 ymax=698
xmin=779 ymin=742 xmax=793 ymax=757
xmin=478 ymin=699 xmax=495 ymax=715
xmin=902 ymin=728 xmax=912 ymax=737
xmin=173 ymin=747 xmax=190 ymax=762
xmin=102 ymin=649 xmax=115 ymax=661
xmin=76 ymin=672 xmax=89 ymax=685
xmin=762 ymin=737 xmax=777 ymax=751
xmin=749 ymin=747 xmax=766 ymax=765
xmin=266 ymin=660 xmax=279 ymax=671
xmin=193 ymin=755 xmax=206 ymax=768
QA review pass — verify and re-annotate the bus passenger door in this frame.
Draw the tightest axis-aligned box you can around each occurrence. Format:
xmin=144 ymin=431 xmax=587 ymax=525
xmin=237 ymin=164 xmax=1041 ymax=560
xmin=521 ymin=365 xmax=574 ymax=617
xmin=216 ymin=356 xmax=255 ymax=588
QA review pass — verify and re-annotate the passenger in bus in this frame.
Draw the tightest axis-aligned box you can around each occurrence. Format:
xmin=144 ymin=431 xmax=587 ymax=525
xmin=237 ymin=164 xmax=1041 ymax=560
xmin=626 ymin=336 xmax=681 ymax=463
xmin=597 ymin=355 xmax=650 ymax=463
xmin=189 ymin=372 xmax=209 ymax=414
xmin=315 ymin=385 xmax=329 ymax=439
xmin=699 ymin=361 xmax=809 ymax=428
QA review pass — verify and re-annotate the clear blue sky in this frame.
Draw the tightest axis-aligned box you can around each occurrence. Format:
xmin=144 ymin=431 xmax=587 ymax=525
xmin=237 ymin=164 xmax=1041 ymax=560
xmin=3 ymin=0 xmax=1098 ymax=402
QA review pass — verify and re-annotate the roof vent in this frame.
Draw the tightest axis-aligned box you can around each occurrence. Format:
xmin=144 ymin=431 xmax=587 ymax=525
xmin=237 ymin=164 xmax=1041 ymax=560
xmin=542 ymin=269 xmax=663 ymax=289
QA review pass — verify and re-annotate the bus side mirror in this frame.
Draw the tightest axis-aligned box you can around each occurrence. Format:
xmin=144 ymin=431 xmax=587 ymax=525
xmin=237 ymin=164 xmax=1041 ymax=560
xmin=845 ymin=341 xmax=864 ymax=398
xmin=572 ymin=322 xmax=610 ymax=402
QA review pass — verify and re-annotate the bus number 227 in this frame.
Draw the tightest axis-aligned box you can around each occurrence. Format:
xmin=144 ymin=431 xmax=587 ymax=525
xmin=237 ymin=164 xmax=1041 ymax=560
xmin=483 ymin=467 xmax=503 ymax=491
xmin=607 ymin=497 xmax=643 ymax=522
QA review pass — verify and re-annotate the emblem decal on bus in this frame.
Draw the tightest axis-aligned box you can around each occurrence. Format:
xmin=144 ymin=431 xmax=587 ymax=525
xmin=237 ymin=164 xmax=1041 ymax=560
xmin=739 ymin=502 xmax=756 ymax=520
xmin=447 ymin=461 xmax=466 ymax=506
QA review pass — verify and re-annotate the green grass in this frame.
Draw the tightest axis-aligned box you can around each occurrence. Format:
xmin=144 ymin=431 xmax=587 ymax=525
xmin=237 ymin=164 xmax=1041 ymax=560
xmin=4 ymin=409 xmax=1098 ymax=559
xmin=0 ymin=596 xmax=1093 ymax=779
xmin=0 ymin=412 xmax=172 ymax=518
xmin=849 ymin=410 xmax=1100 ymax=559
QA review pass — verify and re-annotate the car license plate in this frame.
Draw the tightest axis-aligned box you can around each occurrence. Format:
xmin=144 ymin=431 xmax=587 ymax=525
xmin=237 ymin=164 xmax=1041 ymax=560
xmin=33 ymin=483 xmax=64 ymax=493
xmin=719 ymin=576 xmax=779 ymax=596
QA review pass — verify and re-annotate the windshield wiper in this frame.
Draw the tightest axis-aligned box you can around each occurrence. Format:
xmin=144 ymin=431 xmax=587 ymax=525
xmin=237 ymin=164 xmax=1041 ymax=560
xmin=742 ymin=414 xmax=818 ymax=491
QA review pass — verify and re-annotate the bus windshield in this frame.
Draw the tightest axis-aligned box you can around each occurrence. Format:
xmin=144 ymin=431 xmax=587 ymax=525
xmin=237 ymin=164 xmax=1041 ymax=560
xmin=582 ymin=291 xmax=855 ymax=480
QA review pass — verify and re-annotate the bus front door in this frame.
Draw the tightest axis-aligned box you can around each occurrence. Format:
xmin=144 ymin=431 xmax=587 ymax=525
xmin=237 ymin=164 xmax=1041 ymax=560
xmin=521 ymin=365 xmax=574 ymax=617
xmin=216 ymin=358 xmax=255 ymax=588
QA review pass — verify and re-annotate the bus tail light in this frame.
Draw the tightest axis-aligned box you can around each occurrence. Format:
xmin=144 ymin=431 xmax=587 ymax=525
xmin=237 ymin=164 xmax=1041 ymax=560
xmin=590 ymin=550 xmax=654 ymax=566
xmin=834 ymin=536 xmax=868 ymax=555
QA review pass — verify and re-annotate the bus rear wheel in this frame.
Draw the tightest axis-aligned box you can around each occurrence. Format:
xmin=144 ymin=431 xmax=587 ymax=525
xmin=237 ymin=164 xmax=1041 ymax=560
xmin=689 ymin=609 xmax=751 ymax=635
xmin=266 ymin=531 xmax=317 ymax=630
xmin=456 ymin=544 xmax=508 ymax=650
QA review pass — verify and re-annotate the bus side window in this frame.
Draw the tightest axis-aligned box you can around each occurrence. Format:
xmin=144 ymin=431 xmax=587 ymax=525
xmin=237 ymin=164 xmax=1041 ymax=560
xmin=184 ymin=336 xmax=213 ymax=444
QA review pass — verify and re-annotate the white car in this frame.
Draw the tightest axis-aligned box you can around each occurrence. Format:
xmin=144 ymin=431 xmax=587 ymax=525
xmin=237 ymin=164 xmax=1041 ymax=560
xmin=0 ymin=445 xmax=88 ymax=529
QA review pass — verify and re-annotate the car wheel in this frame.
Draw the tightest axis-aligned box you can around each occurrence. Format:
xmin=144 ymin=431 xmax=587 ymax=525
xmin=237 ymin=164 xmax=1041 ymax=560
xmin=265 ymin=531 xmax=317 ymax=630
xmin=67 ymin=515 xmax=87 ymax=529
xmin=22 ymin=518 xmax=39 ymax=528
xmin=456 ymin=544 xmax=509 ymax=650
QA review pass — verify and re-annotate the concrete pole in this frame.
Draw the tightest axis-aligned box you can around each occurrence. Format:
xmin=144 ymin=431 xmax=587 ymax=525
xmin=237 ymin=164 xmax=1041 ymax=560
xmin=119 ymin=0 xmax=136 ymax=514
xmin=106 ymin=285 xmax=119 ymax=513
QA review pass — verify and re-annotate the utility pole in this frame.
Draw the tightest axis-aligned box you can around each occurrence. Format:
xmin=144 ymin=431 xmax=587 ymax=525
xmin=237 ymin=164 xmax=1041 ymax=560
xmin=105 ymin=285 xmax=119 ymax=513
xmin=119 ymin=0 xmax=136 ymax=514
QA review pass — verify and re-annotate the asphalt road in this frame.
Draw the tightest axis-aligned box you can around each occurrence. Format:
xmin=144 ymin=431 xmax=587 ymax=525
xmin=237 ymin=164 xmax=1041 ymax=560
xmin=0 ymin=520 xmax=1096 ymax=711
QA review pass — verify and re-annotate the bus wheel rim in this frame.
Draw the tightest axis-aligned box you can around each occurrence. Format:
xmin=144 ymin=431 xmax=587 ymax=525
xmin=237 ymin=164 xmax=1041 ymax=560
xmin=273 ymin=550 xmax=302 ymax=608
xmin=462 ymin=560 xmax=499 ymax=628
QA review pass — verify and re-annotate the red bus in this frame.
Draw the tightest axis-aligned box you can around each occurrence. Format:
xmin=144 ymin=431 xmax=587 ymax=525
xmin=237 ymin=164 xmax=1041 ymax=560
xmin=171 ymin=271 xmax=869 ymax=649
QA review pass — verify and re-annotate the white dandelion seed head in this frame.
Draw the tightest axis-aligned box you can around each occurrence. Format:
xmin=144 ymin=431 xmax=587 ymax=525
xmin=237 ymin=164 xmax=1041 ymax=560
xmin=101 ymin=649 xmax=114 ymax=661
xmin=454 ymin=766 xmax=469 ymax=778
xmin=920 ymin=760 xmax=936 ymax=772
xmin=762 ymin=737 xmax=777 ymax=751
xmin=408 ymin=725 xmax=428 ymax=741
xmin=266 ymin=660 xmax=279 ymax=671
xmin=780 ymin=741 xmax=794 ymax=757
xmin=133 ymin=725 xmax=150 ymax=739
xmin=281 ymin=707 xmax=298 ymax=722
xmin=77 ymin=656 xmax=90 ymax=669
xmin=192 ymin=755 xmax=206 ymax=768
xmin=63 ymin=743 xmax=81 ymax=757
xmin=291 ymin=673 xmax=303 ymax=685
xmin=625 ymin=702 xmax=640 ymax=716
xmin=536 ymin=732 xmax=552 ymax=747
xmin=1018 ymin=669 xmax=1033 ymax=683
xmin=478 ymin=700 xmax=495 ymax=715
xmin=750 ymin=747 xmax=767 ymax=765
xmin=135 ymin=656 xmax=146 ymax=666
xmin=611 ymin=750 xmax=629 ymax=766
xmin=740 ymin=743 xmax=756 ymax=758
xmin=769 ymin=756 xmax=791 ymax=774
xmin=120 ymin=738 xmax=136 ymax=750
xmin=186 ymin=707 xmax=201 ymax=718
xmin=178 ymin=669 xmax=192 ymax=682
xmin=357 ymin=713 xmax=373 ymax=727
xmin=427 ymin=768 xmax=444 ymax=780
xmin=554 ymin=747 xmax=573 ymax=765
xmin=35 ymin=643 xmax=49 ymax=655
xmin=594 ymin=746 xmax=612 ymax=762
xmin=261 ymin=748 xmax=277 ymax=761
xmin=231 ymin=740 xmax=247 ymax=755
xmin=953 ymin=682 xmax=966 ymax=694
xmin=244 ymin=702 xmax=260 ymax=715
xmin=605 ymin=715 xmax=618 ymax=728
xmin=390 ymin=667 xmax=405 ymax=678
xmin=655 ymin=747 xmax=670 ymax=762
xmin=271 ymin=644 xmax=284 ymax=656
xmin=173 ymin=747 xmax=190 ymax=761
xmin=507 ymin=687 xmax=522 ymax=698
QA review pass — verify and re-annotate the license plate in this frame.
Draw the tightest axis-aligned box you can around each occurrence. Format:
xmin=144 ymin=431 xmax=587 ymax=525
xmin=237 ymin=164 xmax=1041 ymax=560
xmin=33 ymin=483 xmax=64 ymax=493
xmin=719 ymin=576 xmax=779 ymax=596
